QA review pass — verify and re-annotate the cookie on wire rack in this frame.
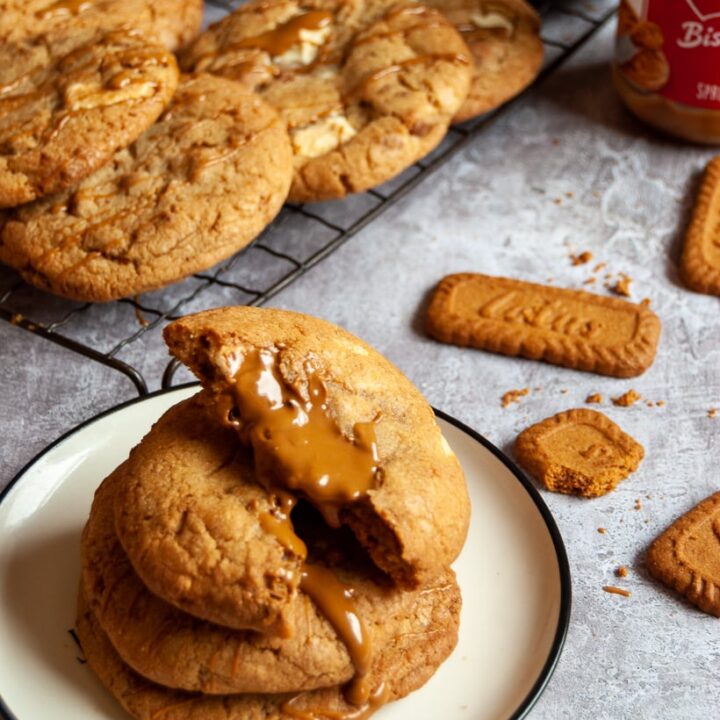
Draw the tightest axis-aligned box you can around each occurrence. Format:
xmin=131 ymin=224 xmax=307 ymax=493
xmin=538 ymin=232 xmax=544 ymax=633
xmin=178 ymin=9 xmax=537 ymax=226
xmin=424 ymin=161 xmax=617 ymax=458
xmin=0 ymin=74 xmax=293 ymax=302
xmin=180 ymin=0 xmax=473 ymax=202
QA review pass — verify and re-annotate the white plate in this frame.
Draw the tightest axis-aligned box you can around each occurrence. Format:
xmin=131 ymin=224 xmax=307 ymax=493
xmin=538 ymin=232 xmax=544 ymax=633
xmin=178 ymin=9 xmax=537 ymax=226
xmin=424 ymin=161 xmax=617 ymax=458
xmin=0 ymin=385 xmax=570 ymax=720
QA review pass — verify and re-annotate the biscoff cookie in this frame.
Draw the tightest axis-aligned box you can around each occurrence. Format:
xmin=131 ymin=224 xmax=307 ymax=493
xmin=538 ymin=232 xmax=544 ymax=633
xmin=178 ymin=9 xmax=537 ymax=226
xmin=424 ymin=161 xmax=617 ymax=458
xmin=163 ymin=306 xmax=470 ymax=591
xmin=515 ymin=408 xmax=644 ymax=498
xmin=0 ymin=28 xmax=178 ymax=208
xmin=647 ymin=492 xmax=720 ymax=617
xmin=424 ymin=0 xmax=543 ymax=122
xmin=0 ymin=74 xmax=293 ymax=302
xmin=180 ymin=0 xmax=473 ymax=202
xmin=85 ymin=470 xmax=460 ymax=695
xmin=680 ymin=156 xmax=720 ymax=296
xmin=0 ymin=0 xmax=203 ymax=51
xmin=76 ymin=579 xmax=460 ymax=720
xmin=113 ymin=393 xmax=307 ymax=634
xmin=425 ymin=273 xmax=661 ymax=377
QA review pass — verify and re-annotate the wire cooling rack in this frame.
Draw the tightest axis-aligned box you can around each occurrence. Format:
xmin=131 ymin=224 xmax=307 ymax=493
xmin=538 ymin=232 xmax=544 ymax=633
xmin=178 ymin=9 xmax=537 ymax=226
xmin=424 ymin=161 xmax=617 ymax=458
xmin=0 ymin=0 xmax=618 ymax=395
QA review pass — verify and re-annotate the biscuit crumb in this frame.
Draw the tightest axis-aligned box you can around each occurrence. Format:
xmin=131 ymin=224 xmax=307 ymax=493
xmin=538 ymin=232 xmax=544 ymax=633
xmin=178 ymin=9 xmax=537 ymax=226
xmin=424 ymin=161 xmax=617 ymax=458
xmin=656 ymin=400 xmax=665 ymax=407
xmin=615 ymin=566 xmax=629 ymax=578
xmin=634 ymin=498 xmax=642 ymax=510
xmin=566 ymin=191 xmax=574 ymax=199
xmin=552 ymin=138 xmax=561 ymax=146
xmin=640 ymin=298 xmax=651 ymax=307
xmin=603 ymin=585 xmax=631 ymax=597
xmin=584 ymin=277 xmax=596 ymax=285
xmin=597 ymin=527 xmax=607 ymax=534
xmin=709 ymin=408 xmax=717 ymax=419
xmin=593 ymin=262 xmax=606 ymax=272
xmin=570 ymin=251 xmax=593 ymax=266
xmin=561 ymin=389 xmax=569 ymax=394
xmin=10 ymin=313 xmax=23 ymax=325
xmin=553 ymin=197 xmax=562 ymax=205
xmin=610 ymin=274 xmax=632 ymax=297
xmin=612 ymin=389 xmax=641 ymax=407
xmin=501 ymin=388 xmax=529 ymax=407
xmin=586 ymin=393 xmax=602 ymax=404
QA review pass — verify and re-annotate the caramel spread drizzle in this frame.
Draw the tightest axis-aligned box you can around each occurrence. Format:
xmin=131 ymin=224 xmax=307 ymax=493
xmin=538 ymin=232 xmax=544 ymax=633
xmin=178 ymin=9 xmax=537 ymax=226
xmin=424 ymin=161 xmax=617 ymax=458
xmin=220 ymin=349 xmax=384 ymax=709
xmin=282 ymin=681 xmax=389 ymax=719
xmin=347 ymin=52 xmax=469 ymax=101
xmin=235 ymin=11 xmax=333 ymax=57
xmin=225 ymin=349 xmax=380 ymax=526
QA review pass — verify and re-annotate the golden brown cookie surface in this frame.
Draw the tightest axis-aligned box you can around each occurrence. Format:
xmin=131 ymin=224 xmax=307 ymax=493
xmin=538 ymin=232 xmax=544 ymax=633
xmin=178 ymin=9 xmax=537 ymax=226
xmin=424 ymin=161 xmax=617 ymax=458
xmin=0 ymin=74 xmax=293 ymax=302
xmin=647 ymin=492 xmax=720 ymax=617
xmin=0 ymin=28 xmax=178 ymax=208
xmin=0 ymin=0 xmax=203 ymax=50
xmin=180 ymin=0 xmax=473 ymax=201
xmin=112 ymin=393 xmax=305 ymax=634
xmin=85 ymin=467 xmax=460 ymax=695
xmin=425 ymin=0 xmax=543 ymax=122
xmin=76 ymin=577 xmax=460 ymax=720
xmin=515 ymin=408 xmax=644 ymax=498
xmin=680 ymin=156 xmax=720 ymax=296
xmin=163 ymin=306 xmax=470 ymax=592
xmin=425 ymin=273 xmax=662 ymax=378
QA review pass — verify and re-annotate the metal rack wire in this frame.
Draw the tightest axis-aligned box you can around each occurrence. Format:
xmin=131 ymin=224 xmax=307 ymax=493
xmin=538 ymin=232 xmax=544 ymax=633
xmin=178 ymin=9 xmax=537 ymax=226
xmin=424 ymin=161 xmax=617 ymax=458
xmin=0 ymin=0 xmax=618 ymax=396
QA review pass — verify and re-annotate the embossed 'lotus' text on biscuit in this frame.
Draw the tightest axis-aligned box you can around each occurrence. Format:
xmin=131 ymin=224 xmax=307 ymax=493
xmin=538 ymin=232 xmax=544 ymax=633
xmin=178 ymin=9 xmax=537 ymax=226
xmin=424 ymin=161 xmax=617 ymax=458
xmin=425 ymin=273 xmax=661 ymax=378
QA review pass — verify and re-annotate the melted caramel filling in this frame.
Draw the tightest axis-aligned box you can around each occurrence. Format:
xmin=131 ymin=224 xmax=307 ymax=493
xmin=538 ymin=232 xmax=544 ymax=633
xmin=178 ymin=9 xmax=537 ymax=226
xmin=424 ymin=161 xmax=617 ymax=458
xmin=217 ymin=349 xmax=384 ymax=707
xmin=235 ymin=10 xmax=333 ymax=57
xmin=282 ymin=682 xmax=389 ymax=719
xmin=225 ymin=349 xmax=380 ymax=526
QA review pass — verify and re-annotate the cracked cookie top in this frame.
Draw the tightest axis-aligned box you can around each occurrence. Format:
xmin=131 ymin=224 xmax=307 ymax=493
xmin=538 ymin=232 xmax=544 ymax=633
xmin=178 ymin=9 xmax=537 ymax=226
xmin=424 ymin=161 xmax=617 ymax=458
xmin=0 ymin=73 xmax=294 ymax=301
xmin=180 ymin=0 xmax=473 ymax=202
xmin=0 ymin=0 xmax=204 ymax=51
xmin=0 ymin=28 xmax=179 ymax=208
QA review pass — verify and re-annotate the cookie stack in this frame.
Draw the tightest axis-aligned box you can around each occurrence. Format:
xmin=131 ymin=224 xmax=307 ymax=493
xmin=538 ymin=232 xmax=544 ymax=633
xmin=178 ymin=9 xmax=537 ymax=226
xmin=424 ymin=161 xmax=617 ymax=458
xmin=0 ymin=0 xmax=543 ymax=302
xmin=77 ymin=306 xmax=471 ymax=719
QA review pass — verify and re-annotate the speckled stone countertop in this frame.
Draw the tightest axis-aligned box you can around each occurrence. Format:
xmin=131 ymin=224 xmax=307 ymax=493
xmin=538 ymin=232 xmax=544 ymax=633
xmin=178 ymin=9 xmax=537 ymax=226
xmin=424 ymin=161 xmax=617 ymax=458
xmin=2 ymin=6 xmax=719 ymax=719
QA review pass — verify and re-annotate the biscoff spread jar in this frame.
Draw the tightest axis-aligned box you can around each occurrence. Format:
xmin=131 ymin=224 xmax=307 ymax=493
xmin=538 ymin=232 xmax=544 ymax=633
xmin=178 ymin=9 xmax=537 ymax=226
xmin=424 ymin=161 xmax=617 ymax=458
xmin=613 ymin=0 xmax=720 ymax=144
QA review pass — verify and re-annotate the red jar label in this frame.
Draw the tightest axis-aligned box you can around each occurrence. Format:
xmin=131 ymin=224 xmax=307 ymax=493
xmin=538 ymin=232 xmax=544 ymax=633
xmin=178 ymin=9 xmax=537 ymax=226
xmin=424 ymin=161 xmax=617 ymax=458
xmin=617 ymin=0 xmax=720 ymax=109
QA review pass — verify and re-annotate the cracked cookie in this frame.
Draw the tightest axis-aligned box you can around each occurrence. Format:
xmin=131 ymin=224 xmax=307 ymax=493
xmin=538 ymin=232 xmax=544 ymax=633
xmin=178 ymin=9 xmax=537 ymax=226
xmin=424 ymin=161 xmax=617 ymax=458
xmin=0 ymin=73 xmax=293 ymax=301
xmin=180 ymin=0 xmax=473 ymax=201
xmin=425 ymin=0 xmax=543 ymax=122
xmin=85 ymin=468 xmax=461 ymax=695
xmin=0 ymin=28 xmax=179 ymax=208
xmin=0 ymin=0 xmax=203 ymax=51
xmin=162 ymin=306 xmax=470 ymax=596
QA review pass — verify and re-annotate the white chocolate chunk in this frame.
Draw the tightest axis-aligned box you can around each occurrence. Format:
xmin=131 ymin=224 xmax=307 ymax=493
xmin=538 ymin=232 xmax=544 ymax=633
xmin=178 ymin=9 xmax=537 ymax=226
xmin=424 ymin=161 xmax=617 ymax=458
xmin=470 ymin=11 xmax=514 ymax=33
xmin=291 ymin=113 xmax=356 ymax=158
xmin=274 ymin=25 xmax=332 ymax=68
xmin=64 ymin=80 xmax=157 ymax=110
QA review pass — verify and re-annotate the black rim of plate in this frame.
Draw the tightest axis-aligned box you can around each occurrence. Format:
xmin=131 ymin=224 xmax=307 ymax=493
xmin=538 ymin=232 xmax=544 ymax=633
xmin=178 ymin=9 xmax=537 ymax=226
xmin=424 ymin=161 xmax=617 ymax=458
xmin=0 ymin=383 xmax=572 ymax=720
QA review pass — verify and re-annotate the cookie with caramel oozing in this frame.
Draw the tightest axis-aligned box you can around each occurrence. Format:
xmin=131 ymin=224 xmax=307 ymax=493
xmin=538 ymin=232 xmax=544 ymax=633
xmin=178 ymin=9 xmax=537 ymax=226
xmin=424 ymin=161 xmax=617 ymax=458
xmin=76 ymin=572 xmax=460 ymax=719
xmin=162 ymin=306 xmax=470 ymax=596
xmin=0 ymin=74 xmax=293 ymax=301
xmin=84 ymin=466 xmax=461 ymax=695
xmin=180 ymin=0 xmax=473 ymax=201
xmin=0 ymin=28 xmax=178 ymax=208
xmin=424 ymin=0 xmax=544 ymax=122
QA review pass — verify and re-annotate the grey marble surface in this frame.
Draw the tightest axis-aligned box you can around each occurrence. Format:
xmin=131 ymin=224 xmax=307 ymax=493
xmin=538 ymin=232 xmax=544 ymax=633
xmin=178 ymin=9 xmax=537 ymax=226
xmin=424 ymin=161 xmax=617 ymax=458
xmin=2 ymin=10 xmax=720 ymax=720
